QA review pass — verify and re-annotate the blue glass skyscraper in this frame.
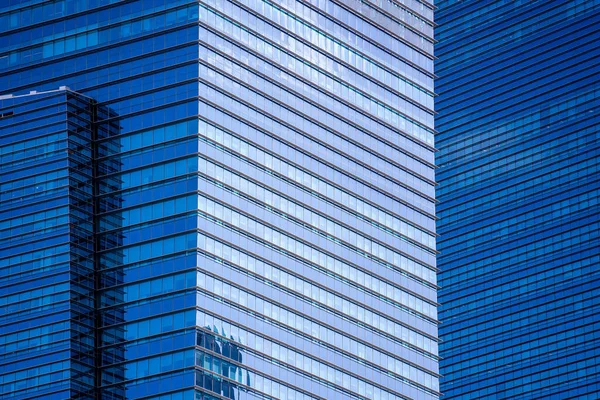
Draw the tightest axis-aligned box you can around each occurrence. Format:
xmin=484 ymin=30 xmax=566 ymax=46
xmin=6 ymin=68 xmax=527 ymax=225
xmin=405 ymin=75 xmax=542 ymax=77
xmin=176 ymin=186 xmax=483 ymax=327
xmin=436 ymin=1 xmax=600 ymax=399
xmin=0 ymin=1 xmax=438 ymax=399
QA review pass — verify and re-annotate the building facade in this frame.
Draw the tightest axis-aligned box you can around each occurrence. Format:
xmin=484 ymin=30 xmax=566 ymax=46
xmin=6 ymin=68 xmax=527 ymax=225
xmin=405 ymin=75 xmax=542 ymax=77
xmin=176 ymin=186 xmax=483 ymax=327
xmin=0 ymin=1 xmax=438 ymax=399
xmin=436 ymin=1 xmax=600 ymax=399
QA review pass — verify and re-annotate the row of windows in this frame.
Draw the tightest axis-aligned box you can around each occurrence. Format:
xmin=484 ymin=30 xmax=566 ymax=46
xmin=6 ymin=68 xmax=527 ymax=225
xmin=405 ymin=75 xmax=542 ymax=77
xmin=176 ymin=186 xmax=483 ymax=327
xmin=100 ymin=252 xmax=195 ymax=296
xmin=112 ymin=157 xmax=195 ymax=190
xmin=198 ymin=186 xmax=434 ymax=305
xmin=445 ymin=355 xmax=600 ymax=400
xmin=88 ymin=61 xmax=196 ymax=106
xmin=201 ymin=92 xmax=434 ymax=222
xmin=0 ymin=254 xmax=70 ymax=285
xmin=0 ymin=330 xmax=71 ymax=363
xmin=299 ymin=0 xmax=435 ymax=51
xmin=101 ymin=290 xmax=196 ymax=331
xmin=438 ymin=25 xmax=598 ymax=115
xmin=2 ymin=192 xmax=88 ymax=233
xmin=99 ymin=174 xmax=195 ymax=219
xmin=438 ymin=231 xmax=598 ymax=310
xmin=111 ymin=368 xmax=193 ymax=399
xmin=100 ymin=194 xmax=195 ymax=232
xmin=439 ymin=151 xmax=599 ymax=228
xmin=200 ymin=8 xmax=435 ymax=144
xmin=200 ymin=158 xmax=437 ymax=289
xmin=1 ymin=289 xmax=71 ymax=323
xmin=120 ymin=349 xmax=193 ymax=381
xmin=200 ymin=40 xmax=433 ymax=168
xmin=115 ymin=271 xmax=195 ymax=305
xmin=100 ymin=215 xmax=193 ymax=255
xmin=235 ymin=0 xmax=434 ymax=70
xmin=0 ymin=203 xmax=68 ymax=232
xmin=203 ymin=0 xmax=432 ymax=95
xmin=0 ymin=100 xmax=90 ymax=140
xmin=0 ymin=281 xmax=69 ymax=308
xmin=363 ymin=0 xmax=434 ymax=36
xmin=0 ymin=175 xmax=70 ymax=207
xmin=0 ymin=4 xmax=198 ymax=70
xmin=439 ymin=124 xmax=596 ymax=198
xmin=438 ymin=91 xmax=598 ymax=186
xmin=201 ymin=172 xmax=433 ymax=296
xmin=102 ymin=79 xmax=197 ymax=119
xmin=198 ymin=261 xmax=436 ymax=361
xmin=442 ymin=253 xmax=598 ymax=316
xmin=199 ymin=72 xmax=433 ymax=192
xmin=436 ymin=0 xmax=526 ymax=39
xmin=1 ymin=136 xmax=71 ymax=170
xmin=108 ymin=328 xmax=194 ymax=368
xmin=0 ymin=154 xmax=71 ymax=186
xmin=198 ymin=166 xmax=436 ymax=319
xmin=201 ymin=146 xmax=434 ymax=270
xmin=441 ymin=187 xmax=599 ymax=257
xmin=200 ymin=42 xmax=435 ymax=185
xmin=114 ymin=99 xmax=198 ymax=138
xmin=98 ymin=213 xmax=195 ymax=252
xmin=0 ymin=112 xmax=67 ymax=147
xmin=103 ymin=119 xmax=194 ymax=154
xmin=200 ymin=214 xmax=436 ymax=333
xmin=199 ymin=250 xmax=438 ymax=377
xmin=442 ymin=282 xmax=598 ymax=349
xmin=391 ymin=0 xmax=434 ymax=21
xmin=0 ymin=363 xmax=73 ymax=395
xmin=0 ymin=319 xmax=71 ymax=348
xmin=280 ymin=0 xmax=433 ymax=60
xmin=198 ymin=310 xmax=438 ymax=397
xmin=0 ymin=230 xmax=73 ymax=260
xmin=199 ymin=191 xmax=435 ymax=294
xmin=443 ymin=318 xmax=599 ymax=381
xmin=201 ymin=119 xmax=435 ymax=245
xmin=1 ymin=353 xmax=94 ymax=386
xmin=196 ymin=350 xmax=321 ymax=400
xmin=145 ymin=388 xmax=196 ymax=400
xmin=436 ymin=52 xmax=599 ymax=144
xmin=196 ymin=275 xmax=437 ymax=398
xmin=111 ymin=137 xmax=195 ymax=178
xmin=201 ymin=233 xmax=436 ymax=345
xmin=0 ymin=93 xmax=67 ymax=123
xmin=0 ymin=0 xmax=191 ymax=52
xmin=439 ymin=58 xmax=598 ymax=138
xmin=440 ymin=193 xmax=600 ymax=284
xmin=199 ymin=92 xmax=436 ymax=221
xmin=0 ymin=0 xmax=126 ymax=32
xmin=197 ymin=325 xmax=434 ymax=400
xmin=99 ymin=232 xmax=196 ymax=267
xmin=5 ymin=271 xmax=91 ymax=303
xmin=200 ymin=35 xmax=433 ymax=162
xmin=3 ymin=173 xmax=91 ymax=212
xmin=118 ymin=310 xmax=195 ymax=344
xmin=195 ymin=369 xmax=272 ymax=400
xmin=437 ymin=0 xmax=599 ymax=68
xmin=0 ymin=25 xmax=196 ymax=93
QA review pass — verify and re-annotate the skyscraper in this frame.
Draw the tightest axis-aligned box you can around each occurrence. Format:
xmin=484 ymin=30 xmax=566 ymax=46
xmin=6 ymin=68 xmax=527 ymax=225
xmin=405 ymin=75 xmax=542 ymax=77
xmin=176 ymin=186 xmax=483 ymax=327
xmin=0 ymin=1 xmax=438 ymax=399
xmin=436 ymin=1 xmax=600 ymax=399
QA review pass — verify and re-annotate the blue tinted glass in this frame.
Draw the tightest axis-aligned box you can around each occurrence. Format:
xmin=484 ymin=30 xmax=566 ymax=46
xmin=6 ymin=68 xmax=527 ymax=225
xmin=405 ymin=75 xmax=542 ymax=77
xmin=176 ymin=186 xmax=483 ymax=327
xmin=0 ymin=0 xmax=438 ymax=398
xmin=436 ymin=0 xmax=600 ymax=398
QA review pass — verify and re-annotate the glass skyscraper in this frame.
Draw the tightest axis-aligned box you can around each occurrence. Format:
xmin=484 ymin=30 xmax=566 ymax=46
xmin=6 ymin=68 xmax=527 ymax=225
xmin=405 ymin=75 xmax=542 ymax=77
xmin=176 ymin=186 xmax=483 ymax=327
xmin=0 ymin=1 xmax=438 ymax=399
xmin=436 ymin=1 xmax=600 ymax=399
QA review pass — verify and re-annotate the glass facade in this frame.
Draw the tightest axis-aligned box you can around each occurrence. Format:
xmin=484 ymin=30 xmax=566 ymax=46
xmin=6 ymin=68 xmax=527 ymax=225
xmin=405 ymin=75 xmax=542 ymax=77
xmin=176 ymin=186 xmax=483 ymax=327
xmin=436 ymin=1 xmax=600 ymax=399
xmin=0 ymin=89 xmax=98 ymax=399
xmin=0 ymin=0 xmax=438 ymax=399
